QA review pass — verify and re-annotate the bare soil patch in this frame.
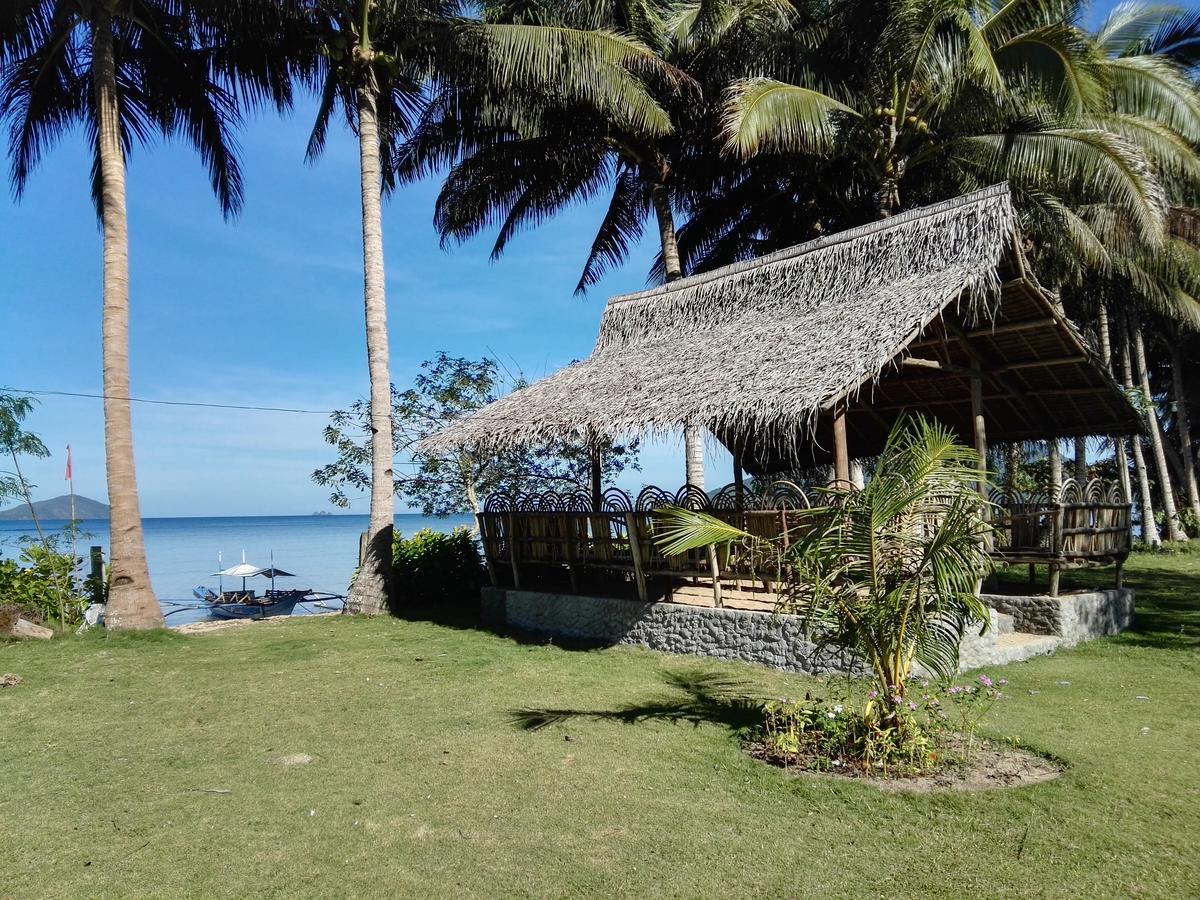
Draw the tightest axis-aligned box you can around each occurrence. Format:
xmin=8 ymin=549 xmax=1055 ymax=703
xmin=748 ymin=738 xmax=1064 ymax=793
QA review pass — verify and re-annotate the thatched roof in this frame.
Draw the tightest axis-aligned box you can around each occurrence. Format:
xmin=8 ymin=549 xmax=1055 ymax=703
xmin=419 ymin=184 xmax=1140 ymax=468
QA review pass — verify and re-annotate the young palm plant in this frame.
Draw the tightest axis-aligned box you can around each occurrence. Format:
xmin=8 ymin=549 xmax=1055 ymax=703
xmin=0 ymin=1 xmax=291 ymax=629
xmin=655 ymin=416 xmax=994 ymax=728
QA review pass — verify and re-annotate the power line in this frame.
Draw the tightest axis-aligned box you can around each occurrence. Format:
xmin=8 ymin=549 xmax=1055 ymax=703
xmin=2 ymin=386 xmax=337 ymax=415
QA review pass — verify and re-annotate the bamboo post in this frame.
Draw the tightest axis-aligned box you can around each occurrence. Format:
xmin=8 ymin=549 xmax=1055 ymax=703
xmin=565 ymin=516 xmax=580 ymax=594
xmin=507 ymin=513 xmax=521 ymax=590
xmin=476 ymin=514 xmax=499 ymax=588
xmin=831 ymin=403 xmax=850 ymax=484
xmin=971 ymin=368 xmax=993 ymax=562
xmin=707 ymin=544 xmax=723 ymax=608
xmin=590 ymin=446 xmax=602 ymax=509
xmin=625 ymin=512 xmax=648 ymax=603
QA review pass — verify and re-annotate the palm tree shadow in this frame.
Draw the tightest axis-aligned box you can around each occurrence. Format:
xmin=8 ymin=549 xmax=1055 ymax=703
xmin=512 ymin=667 xmax=766 ymax=734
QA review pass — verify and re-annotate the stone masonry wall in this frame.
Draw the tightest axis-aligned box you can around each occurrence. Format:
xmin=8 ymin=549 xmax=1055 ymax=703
xmin=485 ymin=588 xmax=1012 ymax=676
xmin=980 ymin=589 xmax=1134 ymax=646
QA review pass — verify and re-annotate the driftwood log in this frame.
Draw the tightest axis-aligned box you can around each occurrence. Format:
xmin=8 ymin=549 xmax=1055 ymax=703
xmin=0 ymin=609 xmax=52 ymax=640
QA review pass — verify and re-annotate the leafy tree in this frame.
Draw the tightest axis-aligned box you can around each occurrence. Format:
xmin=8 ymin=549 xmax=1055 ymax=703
xmin=0 ymin=394 xmax=79 ymax=629
xmin=1 ymin=1 xmax=294 ymax=629
xmin=656 ymin=415 xmax=993 ymax=735
xmin=314 ymin=353 xmax=639 ymax=516
xmin=292 ymin=0 xmax=684 ymax=614
xmin=0 ymin=394 xmax=50 ymax=527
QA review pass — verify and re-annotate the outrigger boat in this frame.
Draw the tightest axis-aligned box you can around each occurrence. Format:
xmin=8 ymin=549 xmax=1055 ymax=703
xmin=193 ymin=552 xmax=336 ymax=620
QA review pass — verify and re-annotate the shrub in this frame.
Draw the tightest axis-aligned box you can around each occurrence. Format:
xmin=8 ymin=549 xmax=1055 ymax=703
xmin=0 ymin=533 xmax=89 ymax=629
xmin=391 ymin=527 xmax=484 ymax=607
xmin=753 ymin=673 xmax=1009 ymax=775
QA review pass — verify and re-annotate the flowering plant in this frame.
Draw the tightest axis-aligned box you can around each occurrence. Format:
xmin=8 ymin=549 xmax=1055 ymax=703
xmin=754 ymin=673 xmax=1009 ymax=775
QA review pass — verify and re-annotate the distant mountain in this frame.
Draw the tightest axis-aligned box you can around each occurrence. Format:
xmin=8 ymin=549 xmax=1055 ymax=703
xmin=0 ymin=495 xmax=110 ymax=520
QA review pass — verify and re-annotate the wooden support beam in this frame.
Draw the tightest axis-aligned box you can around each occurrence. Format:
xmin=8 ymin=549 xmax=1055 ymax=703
xmin=942 ymin=320 xmax=1044 ymax=432
xmin=831 ymin=403 xmax=850 ymax=484
xmin=900 ymin=357 xmax=973 ymax=376
xmin=476 ymin=514 xmax=499 ymax=588
xmin=909 ymin=315 xmax=1056 ymax=348
xmin=994 ymin=354 xmax=1086 ymax=373
xmin=625 ymin=512 xmax=649 ymax=603
xmin=707 ymin=544 xmax=723 ymax=608
xmin=970 ymin=366 xmax=989 ymax=505
xmin=733 ymin=456 xmax=745 ymax=511
xmin=590 ymin=446 xmax=602 ymax=509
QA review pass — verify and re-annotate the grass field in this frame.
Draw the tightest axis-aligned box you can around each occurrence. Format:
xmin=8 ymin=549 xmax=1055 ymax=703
xmin=2 ymin=548 xmax=1198 ymax=898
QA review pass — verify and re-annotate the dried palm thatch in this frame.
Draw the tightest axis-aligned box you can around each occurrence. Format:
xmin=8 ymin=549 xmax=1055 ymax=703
xmin=418 ymin=184 xmax=1129 ymax=459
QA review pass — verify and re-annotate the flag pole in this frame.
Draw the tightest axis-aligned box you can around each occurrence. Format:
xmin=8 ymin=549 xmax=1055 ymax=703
xmin=66 ymin=444 xmax=76 ymax=577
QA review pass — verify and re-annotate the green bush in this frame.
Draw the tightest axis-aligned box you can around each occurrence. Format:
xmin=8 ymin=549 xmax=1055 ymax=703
xmin=391 ymin=528 xmax=484 ymax=607
xmin=0 ymin=534 xmax=89 ymax=629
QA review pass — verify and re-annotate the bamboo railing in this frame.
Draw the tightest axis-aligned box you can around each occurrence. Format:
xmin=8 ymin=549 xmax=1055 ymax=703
xmin=479 ymin=476 xmax=1131 ymax=604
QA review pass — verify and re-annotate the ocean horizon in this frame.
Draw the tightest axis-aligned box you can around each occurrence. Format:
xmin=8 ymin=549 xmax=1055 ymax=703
xmin=0 ymin=512 xmax=475 ymax=626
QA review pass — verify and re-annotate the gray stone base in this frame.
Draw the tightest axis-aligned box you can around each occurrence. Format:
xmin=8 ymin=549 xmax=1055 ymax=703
xmin=480 ymin=586 xmax=1132 ymax=675
xmin=980 ymin=588 xmax=1134 ymax=646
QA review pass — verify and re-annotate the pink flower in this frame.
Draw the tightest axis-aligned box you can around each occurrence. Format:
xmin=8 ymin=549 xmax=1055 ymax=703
xmin=979 ymin=675 xmax=994 ymax=688
xmin=908 ymin=701 xmax=918 ymax=711
xmin=868 ymin=690 xmax=878 ymax=699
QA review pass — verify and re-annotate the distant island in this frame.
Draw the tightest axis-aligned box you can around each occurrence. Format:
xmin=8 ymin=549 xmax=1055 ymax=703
xmin=312 ymin=510 xmax=333 ymax=516
xmin=0 ymin=494 xmax=110 ymax=520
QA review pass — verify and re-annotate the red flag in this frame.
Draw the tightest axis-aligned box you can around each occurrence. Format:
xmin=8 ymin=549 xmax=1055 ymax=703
xmin=64 ymin=444 xmax=72 ymax=482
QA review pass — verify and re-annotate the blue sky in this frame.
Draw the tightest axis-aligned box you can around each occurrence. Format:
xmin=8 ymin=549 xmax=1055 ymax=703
xmin=1 ymin=100 xmax=729 ymax=516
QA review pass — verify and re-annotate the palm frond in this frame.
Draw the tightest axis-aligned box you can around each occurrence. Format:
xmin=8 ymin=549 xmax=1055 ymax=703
xmin=721 ymin=77 xmax=858 ymax=157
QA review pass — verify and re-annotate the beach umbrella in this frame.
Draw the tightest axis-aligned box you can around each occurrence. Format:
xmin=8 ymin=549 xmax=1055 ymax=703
xmin=214 ymin=552 xmax=259 ymax=592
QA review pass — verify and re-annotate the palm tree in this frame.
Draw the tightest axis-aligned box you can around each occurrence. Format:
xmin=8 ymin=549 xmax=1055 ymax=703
xmin=1 ymin=1 xmax=289 ymax=629
xmin=297 ymin=0 xmax=685 ymax=613
xmin=655 ymin=415 xmax=993 ymax=724
xmin=396 ymin=0 xmax=709 ymax=487
xmin=691 ymin=0 xmax=1188 ymax=271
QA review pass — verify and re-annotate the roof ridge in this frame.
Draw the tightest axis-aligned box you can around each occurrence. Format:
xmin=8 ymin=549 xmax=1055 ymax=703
xmin=606 ymin=183 xmax=1012 ymax=308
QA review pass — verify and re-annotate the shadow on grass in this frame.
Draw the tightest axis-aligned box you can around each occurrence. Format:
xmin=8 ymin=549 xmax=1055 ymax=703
xmin=393 ymin=599 xmax=615 ymax=652
xmin=512 ymin=667 xmax=766 ymax=734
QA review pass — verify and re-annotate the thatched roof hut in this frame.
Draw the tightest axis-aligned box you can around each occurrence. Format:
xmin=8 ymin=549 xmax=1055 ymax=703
xmin=420 ymin=184 xmax=1139 ymax=474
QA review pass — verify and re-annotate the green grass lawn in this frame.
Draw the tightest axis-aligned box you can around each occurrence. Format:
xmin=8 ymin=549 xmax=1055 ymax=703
xmin=2 ymin=549 xmax=1198 ymax=898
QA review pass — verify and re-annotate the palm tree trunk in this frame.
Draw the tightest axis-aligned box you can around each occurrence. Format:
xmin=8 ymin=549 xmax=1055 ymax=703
xmin=1048 ymin=440 xmax=1062 ymax=499
xmin=344 ymin=77 xmax=394 ymax=615
xmin=651 ymin=178 xmax=703 ymax=489
xmin=91 ymin=11 xmax=162 ymax=630
xmin=1099 ymin=306 xmax=1133 ymax=506
xmin=1133 ymin=322 xmax=1185 ymax=541
xmin=1073 ymin=438 xmax=1088 ymax=487
xmin=1121 ymin=322 xmax=1160 ymax=545
xmin=650 ymin=182 xmax=681 ymax=282
xmin=1169 ymin=339 xmax=1200 ymax=523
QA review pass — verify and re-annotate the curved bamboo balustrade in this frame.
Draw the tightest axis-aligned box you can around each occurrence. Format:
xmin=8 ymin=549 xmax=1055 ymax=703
xmin=478 ymin=476 xmax=1130 ymax=605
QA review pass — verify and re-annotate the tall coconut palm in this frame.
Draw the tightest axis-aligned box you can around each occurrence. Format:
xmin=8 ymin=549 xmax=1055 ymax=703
xmin=686 ymin=0 xmax=1192 ymax=275
xmin=396 ymin=0 xmax=708 ymax=486
xmin=1 ymin=1 xmax=289 ymax=629
xmin=297 ymin=0 xmax=685 ymax=613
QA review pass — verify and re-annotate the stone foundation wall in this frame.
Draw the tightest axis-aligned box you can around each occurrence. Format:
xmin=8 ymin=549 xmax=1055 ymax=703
xmin=481 ymin=587 xmax=1132 ymax=674
xmin=980 ymin=589 xmax=1134 ymax=646
xmin=485 ymin=589 xmax=1013 ymax=676
xmin=492 ymin=587 xmax=861 ymax=675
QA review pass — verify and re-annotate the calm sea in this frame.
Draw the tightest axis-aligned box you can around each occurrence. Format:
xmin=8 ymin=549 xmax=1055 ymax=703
xmin=0 ymin=513 xmax=474 ymax=627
